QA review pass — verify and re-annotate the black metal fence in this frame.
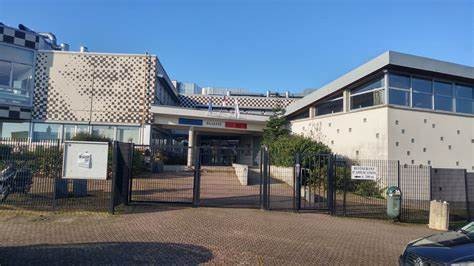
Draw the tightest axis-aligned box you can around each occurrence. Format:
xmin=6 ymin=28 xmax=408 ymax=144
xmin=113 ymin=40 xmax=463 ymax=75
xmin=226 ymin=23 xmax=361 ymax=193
xmin=334 ymin=159 xmax=473 ymax=223
xmin=0 ymin=138 xmax=113 ymax=213
xmin=2 ymin=138 xmax=472 ymax=224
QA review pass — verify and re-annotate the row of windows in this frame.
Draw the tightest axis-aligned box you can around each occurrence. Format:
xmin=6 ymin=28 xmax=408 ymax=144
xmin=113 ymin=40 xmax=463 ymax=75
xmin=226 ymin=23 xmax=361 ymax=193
xmin=388 ymin=74 xmax=473 ymax=114
xmin=0 ymin=122 xmax=141 ymax=143
xmin=307 ymin=72 xmax=473 ymax=119
xmin=0 ymin=60 xmax=33 ymax=106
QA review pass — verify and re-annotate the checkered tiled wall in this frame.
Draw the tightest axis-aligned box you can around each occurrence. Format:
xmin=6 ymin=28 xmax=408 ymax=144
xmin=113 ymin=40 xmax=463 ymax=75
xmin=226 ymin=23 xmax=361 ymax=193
xmin=178 ymin=94 xmax=297 ymax=109
xmin=33 ymin=52 xmax=157 ymax=124
xmin=0 ymin=25 xmax=40 ymax=49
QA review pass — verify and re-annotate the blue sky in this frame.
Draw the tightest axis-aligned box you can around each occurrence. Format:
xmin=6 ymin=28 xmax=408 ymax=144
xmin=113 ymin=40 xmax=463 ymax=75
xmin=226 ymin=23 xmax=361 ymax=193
xmin=1 ymin=0 xmax=473 ymax=94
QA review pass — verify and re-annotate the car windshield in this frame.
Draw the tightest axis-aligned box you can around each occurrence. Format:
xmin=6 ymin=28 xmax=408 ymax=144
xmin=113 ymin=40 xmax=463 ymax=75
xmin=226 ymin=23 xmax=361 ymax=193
xmin=459 ymin=222 xmax=474 ymax=237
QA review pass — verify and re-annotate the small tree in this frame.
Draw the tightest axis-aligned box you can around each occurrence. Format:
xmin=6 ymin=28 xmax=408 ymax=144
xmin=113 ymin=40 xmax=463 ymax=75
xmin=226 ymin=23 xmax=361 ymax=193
xmin=262 ymin=108 xmax=331 ymax=167
xmin=262 ymin=108 xmax=289 ymax=145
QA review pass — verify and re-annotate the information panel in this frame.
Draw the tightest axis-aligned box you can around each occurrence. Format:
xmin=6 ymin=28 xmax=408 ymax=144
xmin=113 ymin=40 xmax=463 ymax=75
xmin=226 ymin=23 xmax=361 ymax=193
xmin=62 ymin=141 xmax=109 ymax=180
xmin=351 ymin=166 xmax=377 ymax=181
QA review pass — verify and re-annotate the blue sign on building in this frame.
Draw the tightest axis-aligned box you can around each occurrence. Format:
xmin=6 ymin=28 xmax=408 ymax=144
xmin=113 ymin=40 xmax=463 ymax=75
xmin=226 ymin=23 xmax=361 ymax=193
xmin=178 ymin=118 xmax=203 ymax=126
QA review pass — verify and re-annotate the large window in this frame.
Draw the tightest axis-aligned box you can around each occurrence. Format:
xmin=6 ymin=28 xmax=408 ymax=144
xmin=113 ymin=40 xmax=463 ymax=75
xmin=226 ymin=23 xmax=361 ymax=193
xmin=117 ymin=126 xmax=140 ymax=143
xmin=0 ymin=122 xmax=30 ymax=139
xmin=33 ymin=123 xmax=60 ymax=141
xmin=63 ymin=124 xmax=90 ymax=140
xmin=315 ymin=93 xmax=343 ymax=116
xmin=455 ymin=84 xmax=474 ymax=114
xmin=350 ymin=77 xmax=385 ymax=110
xmin=0 ymin=60 xmax=33 ymax=106
xmin=434 ymin=81 xmax=453 ymax=112
xmin=412 ymin=77 xmax=432 ymax=109
xmin=389 ymin=74 xmax=410 ymax=106
xmin=92 ymin=125 xmax=115 ymax=140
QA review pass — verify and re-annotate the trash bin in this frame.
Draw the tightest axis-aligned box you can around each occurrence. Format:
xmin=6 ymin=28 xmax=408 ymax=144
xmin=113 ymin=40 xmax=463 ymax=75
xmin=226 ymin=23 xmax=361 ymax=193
xmin=386 ymin=186 xmax=402 ymax=219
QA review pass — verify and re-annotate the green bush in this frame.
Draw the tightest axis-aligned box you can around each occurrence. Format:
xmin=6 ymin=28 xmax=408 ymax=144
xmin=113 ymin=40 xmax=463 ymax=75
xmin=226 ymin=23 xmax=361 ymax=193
xmin=354 ymin=181 xmax=384 ymax=198
xmin=269 ymin=135 xmax=331 ymax=167
xmin=72 ymin=132 xmax=112 ymax=143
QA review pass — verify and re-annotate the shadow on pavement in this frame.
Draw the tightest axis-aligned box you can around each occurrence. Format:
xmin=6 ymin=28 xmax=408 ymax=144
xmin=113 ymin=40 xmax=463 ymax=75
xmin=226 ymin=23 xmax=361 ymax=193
xmin=0 ymin=242 xmax=213 ymax=265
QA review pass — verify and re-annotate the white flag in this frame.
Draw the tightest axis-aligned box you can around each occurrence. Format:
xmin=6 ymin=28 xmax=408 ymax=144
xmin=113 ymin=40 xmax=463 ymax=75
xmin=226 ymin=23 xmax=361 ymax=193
xmin=222 ymin=96 xmax=228 ymax=107
xmin=234 ymin=99 xmax=240 ymax=118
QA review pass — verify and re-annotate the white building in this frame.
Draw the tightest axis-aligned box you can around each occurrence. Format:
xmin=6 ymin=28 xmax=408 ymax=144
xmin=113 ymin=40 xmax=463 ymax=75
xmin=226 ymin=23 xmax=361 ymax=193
xmin=285 ymin=51 xmax=473 ymax=172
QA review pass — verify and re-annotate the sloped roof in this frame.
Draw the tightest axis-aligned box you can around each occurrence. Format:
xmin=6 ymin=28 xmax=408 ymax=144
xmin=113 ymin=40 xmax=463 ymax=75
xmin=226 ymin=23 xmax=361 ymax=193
xmin=285 ymin=51 xmax=474 ymax=116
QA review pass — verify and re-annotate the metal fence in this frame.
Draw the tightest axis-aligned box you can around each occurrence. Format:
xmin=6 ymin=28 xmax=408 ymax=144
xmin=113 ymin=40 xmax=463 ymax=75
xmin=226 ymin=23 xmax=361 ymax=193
xmin=334 ymin=158 xmax=473 ymax=223
xmin=0 ymin=138 xmax=112 ymax=212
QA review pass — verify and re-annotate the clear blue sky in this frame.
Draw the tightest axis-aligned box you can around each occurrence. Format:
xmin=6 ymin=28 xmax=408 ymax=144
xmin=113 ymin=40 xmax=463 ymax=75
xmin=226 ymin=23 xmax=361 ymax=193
xmin=1 ymin=0 xmax=473 ymax=94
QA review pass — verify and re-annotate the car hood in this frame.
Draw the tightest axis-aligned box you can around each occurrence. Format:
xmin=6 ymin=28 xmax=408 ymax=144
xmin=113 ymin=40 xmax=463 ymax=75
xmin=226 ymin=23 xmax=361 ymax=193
xmin=407 ymin=231 xmax=474 ymax=263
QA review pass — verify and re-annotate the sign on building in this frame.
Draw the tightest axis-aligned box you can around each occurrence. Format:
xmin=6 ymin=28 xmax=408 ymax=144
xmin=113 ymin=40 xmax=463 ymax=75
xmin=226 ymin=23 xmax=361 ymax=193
xmin=351 ymin=166 xmax=377 ymax=181
xmin=62 ymin=141 xmax=109 ymax=180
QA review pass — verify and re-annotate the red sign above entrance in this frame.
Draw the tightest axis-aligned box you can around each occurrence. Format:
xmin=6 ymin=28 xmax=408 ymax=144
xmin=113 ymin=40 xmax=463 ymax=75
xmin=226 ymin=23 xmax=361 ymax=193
xmin=225 ymin=122 xmax=247 ymax=129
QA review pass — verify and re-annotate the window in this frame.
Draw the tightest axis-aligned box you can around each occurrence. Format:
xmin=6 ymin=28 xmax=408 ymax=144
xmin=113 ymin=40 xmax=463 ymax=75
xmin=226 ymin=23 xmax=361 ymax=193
xmin=315 ymin=93 xmax=343 ymax=116
xmin=434 ymin=81 xmax=453 ymax=111
xmin=412 ymin=77 xmax=432 ymax=109
xmin=117 ymin=126 xmax=139 ymax=143
xmin=0 ymin=61 xmax=11 ymax=87
xmin=92 ymin=125 xmax=115 ymax=140
xmin=288 ymin=109 xmax=309 ymax=120
xmin=350 ymin=76 xmax=385 ymax=110
xmin=33 ymin=123 xmax=60 ymax=141
xmin=0 ymin=60 xmax=33 ymax=106
xmin=455 ymin=84 xmax=473 ymax=114
xmin=0 ymin=122 xmax=30 ymax=139
xmin=63 ymin=125 xmax=75 ymax=140
xmin=63 ymin=124 xmax=90 ymax=140
xmin=388 ymin=74 xmax=410 ymax=106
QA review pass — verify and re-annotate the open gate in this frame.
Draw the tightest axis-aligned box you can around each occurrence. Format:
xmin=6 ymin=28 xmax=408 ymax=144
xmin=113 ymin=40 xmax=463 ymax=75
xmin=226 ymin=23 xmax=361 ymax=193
xmin=118 ymin=144 xmax=342 ymax=214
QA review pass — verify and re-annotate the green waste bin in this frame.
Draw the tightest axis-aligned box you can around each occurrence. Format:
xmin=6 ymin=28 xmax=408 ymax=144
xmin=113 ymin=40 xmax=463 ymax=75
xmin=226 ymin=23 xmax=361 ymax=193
xmin=386 ymin=186 xmax=402 ymax=219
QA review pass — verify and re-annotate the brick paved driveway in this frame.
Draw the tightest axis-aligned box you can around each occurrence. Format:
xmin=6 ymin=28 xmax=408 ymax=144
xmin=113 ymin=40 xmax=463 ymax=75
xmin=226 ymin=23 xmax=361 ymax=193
xmin=0 ymin=206 xmax=434 ymax=265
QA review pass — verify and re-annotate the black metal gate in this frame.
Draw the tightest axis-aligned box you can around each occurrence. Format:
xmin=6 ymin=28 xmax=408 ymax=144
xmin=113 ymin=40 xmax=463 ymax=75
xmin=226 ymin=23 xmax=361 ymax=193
xmin=123 ymin=144 xmax=342 ymax=214
xmin=110 ymin=141 xmax=133 ymax=213
xmin=129 ymin=145 xmax=195 ymax=204
xmin=196 ymin=147 xmax=263 ymax=208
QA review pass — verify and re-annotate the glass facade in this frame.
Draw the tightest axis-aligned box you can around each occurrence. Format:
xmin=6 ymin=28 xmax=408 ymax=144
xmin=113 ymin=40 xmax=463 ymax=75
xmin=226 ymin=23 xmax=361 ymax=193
xmin=350 ymin=76 xmax=385 ymax=110
xmin=315 ymin=97 xmax=343 ymax=116
xmin=0 ymin=122 xmax=142 ymax=143
xmin=434 ymin=81 xmax=453 ymax=111
xmin=0 ymin=122 xmax=30 ymax=139
xmin=92 ymin=125 xmax=115 ymax=140
xmin=455 ymin=84 xmax=474 ymax=114
xmin=388 ymin=73 xmax=473 ymax=114
xmin=388 ymin=74 xmax=410 ymax=107
xmin=412 ymin=77 xmax=432 ymax=109
xmin=33 ymin=123 xmax=60 ymax=141
xmin=117 ymin=126 xmax=140 ymax=143
xmin=0 ymin=60 xmax=33 ymax=106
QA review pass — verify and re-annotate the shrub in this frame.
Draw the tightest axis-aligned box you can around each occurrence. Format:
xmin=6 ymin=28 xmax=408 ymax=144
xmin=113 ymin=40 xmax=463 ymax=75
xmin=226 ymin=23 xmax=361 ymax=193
xmin=269 ymin=135 xmax=331 ymax=167
xmin=72 ymin=132 xmax=112 ymax=143
xmin=354 ymin=181 xmax=384 ymax=198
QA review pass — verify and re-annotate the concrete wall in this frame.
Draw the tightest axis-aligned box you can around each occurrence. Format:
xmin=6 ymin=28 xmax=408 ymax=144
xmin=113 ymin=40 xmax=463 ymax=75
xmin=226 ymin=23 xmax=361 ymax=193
xmin=290 ymin=106 xmax=389 ymax=160
xmin=387 ymin=107 xmax=474 ymax=171
xmin=290 ymin=106 xmax=474 ymax=172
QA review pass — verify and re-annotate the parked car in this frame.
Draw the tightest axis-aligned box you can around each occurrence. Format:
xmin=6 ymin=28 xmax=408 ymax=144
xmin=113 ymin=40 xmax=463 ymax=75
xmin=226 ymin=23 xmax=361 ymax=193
xmin=399 ymin=222 xmax=474 ymax=265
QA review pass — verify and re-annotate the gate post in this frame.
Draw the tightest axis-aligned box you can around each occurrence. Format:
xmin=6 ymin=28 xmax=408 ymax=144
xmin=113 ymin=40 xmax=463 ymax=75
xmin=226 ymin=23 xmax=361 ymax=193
xmin=327 ymin=154 xmax=335 ymax=215
xmin=110 ymin=141 xmax=118 ymax=214
xmin=193 ymin=147 xmax=201 ymax=207
xmin=463 ymin=169 xmax=471 ymax=221
xmin=295 ymin=153 xmax=301 ymax=212
xmin=261 ymin=147 xmax=269 ymax=210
